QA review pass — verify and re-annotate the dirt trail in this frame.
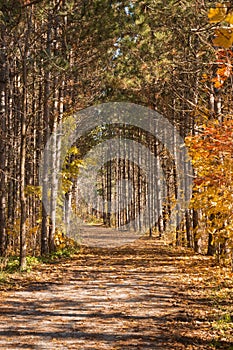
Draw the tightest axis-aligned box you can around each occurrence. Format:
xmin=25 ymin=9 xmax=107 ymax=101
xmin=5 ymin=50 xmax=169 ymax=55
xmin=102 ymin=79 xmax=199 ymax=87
xmin=0 ymin=228 xmax=220 ymax=349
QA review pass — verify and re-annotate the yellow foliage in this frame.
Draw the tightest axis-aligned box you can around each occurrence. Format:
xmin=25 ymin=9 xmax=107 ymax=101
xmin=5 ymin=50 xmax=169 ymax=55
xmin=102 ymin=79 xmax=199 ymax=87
xmin=208 ymin=3 xmax=233 ymax=24
xmin=28 ymin=226 xmax=39 ymax=235
xmin=208 ymin=3 xmax=233 ymax=48
xmin=69 ymin=146 xmax=80 ymax=155
xmin=213 ymin=28 xmax=233 ymax=48
xmin=208 ymin=3 xmax=228 ymax=23
xmin=54 ymin=229 xmax=76 ymax=249
xmin=61 ymin=146 xmax=84 ymax=194
xmin=24 ymin=185 xmax=42 ymax=198
xmin=186 ymin=118 xmax=233 ymax=247
xmin=226 ymin=12 xmax=233 ymax=25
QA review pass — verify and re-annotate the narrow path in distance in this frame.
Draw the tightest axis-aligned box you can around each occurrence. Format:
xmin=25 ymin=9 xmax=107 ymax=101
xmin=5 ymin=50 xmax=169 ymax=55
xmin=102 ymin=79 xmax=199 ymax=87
xmin=0 ymin=226 xmax=223 ymax=349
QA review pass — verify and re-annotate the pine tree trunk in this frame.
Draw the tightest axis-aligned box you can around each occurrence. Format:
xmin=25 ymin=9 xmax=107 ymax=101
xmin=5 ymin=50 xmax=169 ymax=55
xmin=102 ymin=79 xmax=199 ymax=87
xmin=20 ymin=49 xmax=28 ymax=271
xmin=41 ymin=14 xmax=52 ymax=256
xmin=0 ymin=31 xmax=7 ymax=256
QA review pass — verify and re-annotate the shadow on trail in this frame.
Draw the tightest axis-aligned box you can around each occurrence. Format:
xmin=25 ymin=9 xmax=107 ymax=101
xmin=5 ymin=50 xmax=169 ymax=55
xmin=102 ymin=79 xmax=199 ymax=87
xmin=0 ymin=235 xmax=230 ymax=349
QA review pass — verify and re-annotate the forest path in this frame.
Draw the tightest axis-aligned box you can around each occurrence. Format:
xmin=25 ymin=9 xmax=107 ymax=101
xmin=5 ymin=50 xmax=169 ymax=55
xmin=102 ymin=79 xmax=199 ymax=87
xmin=0 ymin=227 xmax=222 ymax=349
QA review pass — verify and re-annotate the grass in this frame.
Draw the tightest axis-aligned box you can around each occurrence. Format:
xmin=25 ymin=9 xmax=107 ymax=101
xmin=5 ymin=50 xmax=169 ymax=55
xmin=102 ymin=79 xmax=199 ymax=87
xmin=0 ymin=271 xmax=7 ymax=283
xmin=209 ymin=280 xmax=233 ymax=348
xmin=0 ymin=255 xmax=41 ymax=273
xmin=0 ymin=245 xmax=80 ymax=274
xmin=41 ymin=245 xmax=80 ymax=263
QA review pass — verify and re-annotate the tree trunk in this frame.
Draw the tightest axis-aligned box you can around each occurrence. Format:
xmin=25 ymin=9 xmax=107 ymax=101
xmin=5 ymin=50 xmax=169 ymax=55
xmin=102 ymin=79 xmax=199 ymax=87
xmin=41 ymin=14 xmax=52 ymax=256
xmin=19 ymin=8 xmax=33 ymax=270
xmin=20 ymin=55 xmax=28 ymax=271
xmin=0 ymin=31 xmax=7 ymax=256
xmin=193 ymin=209 xmax=201 ymax=253
xmin=207 ymin=233 xmax=216 ymax=256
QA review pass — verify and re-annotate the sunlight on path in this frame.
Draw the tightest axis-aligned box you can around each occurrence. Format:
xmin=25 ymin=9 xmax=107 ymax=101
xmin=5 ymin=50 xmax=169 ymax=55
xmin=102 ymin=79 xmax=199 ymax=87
xmin=0 ymin=227 xmax=212 ymax=349
xmin=76 ymin=224 xmax=143 ymax=247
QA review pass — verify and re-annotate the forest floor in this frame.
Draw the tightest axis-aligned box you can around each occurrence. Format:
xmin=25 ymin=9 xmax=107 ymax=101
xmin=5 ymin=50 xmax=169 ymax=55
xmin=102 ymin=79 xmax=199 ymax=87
xmin=0 ymin=226 xmax=233 ymax=349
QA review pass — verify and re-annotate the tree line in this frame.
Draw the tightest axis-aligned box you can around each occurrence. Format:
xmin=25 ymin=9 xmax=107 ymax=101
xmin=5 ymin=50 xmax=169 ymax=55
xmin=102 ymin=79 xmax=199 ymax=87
xmin=0 ymin=0 xmax=232 ymax=269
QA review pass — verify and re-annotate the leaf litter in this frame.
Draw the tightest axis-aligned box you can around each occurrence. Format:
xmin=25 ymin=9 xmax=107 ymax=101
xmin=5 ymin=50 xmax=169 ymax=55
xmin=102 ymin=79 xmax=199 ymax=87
xmin=0 ymin=229 xmax=233 ymax=349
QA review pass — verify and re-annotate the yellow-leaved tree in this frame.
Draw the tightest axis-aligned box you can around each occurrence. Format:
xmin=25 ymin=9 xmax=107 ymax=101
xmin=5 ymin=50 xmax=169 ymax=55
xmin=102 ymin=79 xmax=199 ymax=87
xmin=186 ymin=118 xmax=233 ymax=261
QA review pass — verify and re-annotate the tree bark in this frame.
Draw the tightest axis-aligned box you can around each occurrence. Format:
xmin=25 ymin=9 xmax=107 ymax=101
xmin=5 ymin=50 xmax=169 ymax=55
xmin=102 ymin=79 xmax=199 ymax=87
xmin=0 ymin=28 xmax=7 ymax=256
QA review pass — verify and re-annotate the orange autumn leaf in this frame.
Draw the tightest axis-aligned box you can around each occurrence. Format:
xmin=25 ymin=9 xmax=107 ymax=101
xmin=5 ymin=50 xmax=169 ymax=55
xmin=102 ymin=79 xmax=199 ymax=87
xmin=214 ymin=80 xmax=223 ymax=88
xmin=216 ymin=66 xmax=232 ymax=78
